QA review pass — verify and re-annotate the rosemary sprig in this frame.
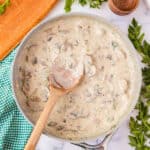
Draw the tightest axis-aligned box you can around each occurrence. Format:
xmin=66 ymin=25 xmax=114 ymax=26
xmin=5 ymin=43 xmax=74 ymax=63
xmin=128 ymin=18 xmax=150 ymax=150
xmin=0 ymin=0 xmax=10 ymax=15
xmin=64 ymin=0 xmax=107 ymax=12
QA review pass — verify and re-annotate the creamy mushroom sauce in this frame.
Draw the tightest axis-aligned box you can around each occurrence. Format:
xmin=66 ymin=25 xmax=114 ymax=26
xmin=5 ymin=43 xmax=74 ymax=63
xmin=18 ymin=16 xmax=136 ymax=141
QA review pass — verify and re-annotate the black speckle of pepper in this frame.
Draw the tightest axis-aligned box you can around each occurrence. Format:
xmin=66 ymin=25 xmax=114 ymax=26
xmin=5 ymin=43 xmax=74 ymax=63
xmin=30 ymin=96 xmax=40 ymax=102
xmin=112 ymin=41 xmax=118 ymax=49
xmin=26 ymin=100 xmax=30 ymax=107
xmin=55 ymin=43 xmax=61 ymax=50
xmin=25 ymin=71 xmax=32 ymax=79
xmin=110 ymin=74 xmax=114 ymax=78
xmin=32 ymin=57 xmax=38 ymax=65
xmin=100 ymin=66 xmax=104 ymax=71
xmin=25 ymin=55 xmax=28 ymax=62
xmin=94 ymin=84 xmax=103 ymax=96
xmin=27 ymin=44 xmax=37 ymax=51
xmin=69 ymin=99 xmax=73 ymax=103
xmin=87 ymin=25 xmax=90 ymax=29
xmin=47 ymin=37 xmax=52 ymax=41
xmin=48 ymin=121 xmax=57 ymax=127
xmin=70 ymin=112 xmax=78 ymax=117
xmin=63 ymin=39 xmax=73 ymax=51
xmin=63 ymin=119 xmax=66 ymax=123
xmin=103 ymin=100 xmax=112 ymax=104
xmin=87 ymin=25 xmax=91 ymax=33
xmin=74 ymin=40 xmax=79 ymax=46
xmin=47 ymin=76 xmax=49 ymax=82
xmin=109 ymin=74 xmax=114 ymax=81
xmin=68 ymin=137 xmax=73 ymax=140
xmin=78 ymin=25 xmax=83 ymax=29
xmin=106 ymin=54 xmax=112 ymax=60
xmin=19 ymin=66 xmax=22 ymax=72
xmin=57 ymin=125 xmax=64 ymax=131
xmin=22 ymin=79 xmax=30 ymax=92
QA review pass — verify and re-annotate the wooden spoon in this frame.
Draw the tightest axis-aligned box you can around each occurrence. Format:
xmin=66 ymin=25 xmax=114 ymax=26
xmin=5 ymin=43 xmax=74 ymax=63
xmin=24 ymin=61 xmax=83 ymax=150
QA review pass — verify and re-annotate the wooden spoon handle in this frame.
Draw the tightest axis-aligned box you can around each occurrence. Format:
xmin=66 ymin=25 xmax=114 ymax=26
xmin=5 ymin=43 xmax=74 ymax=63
xmin=24 ymin=91 xmax=60 ymax=150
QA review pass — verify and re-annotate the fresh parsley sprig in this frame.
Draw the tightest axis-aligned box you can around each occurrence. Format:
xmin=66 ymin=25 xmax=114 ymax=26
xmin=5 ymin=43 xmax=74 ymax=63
xmin=64 ymin=0 xmax=107 ymax=12
xmin=0 ymin=0 xmax=10 ymax=15
xmin=128 ymin=18 xmax=150 ymax=150
xmin=128 ymin=18 xmax=150 ymax=65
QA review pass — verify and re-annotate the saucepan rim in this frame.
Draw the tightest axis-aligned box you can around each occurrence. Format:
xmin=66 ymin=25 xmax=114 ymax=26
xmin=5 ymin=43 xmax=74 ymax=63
xmin=11 ymin=12 xmax=142 ymax=143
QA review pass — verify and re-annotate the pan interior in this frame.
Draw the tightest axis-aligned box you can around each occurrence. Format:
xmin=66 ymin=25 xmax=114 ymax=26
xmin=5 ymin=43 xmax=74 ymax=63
xmin=13 ymin=14 xmax=141 ymax=142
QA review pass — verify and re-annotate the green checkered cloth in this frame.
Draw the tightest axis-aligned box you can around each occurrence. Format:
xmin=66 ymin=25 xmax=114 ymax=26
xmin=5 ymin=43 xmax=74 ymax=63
xmin=0 ymin=49 xmax=32 ymax=150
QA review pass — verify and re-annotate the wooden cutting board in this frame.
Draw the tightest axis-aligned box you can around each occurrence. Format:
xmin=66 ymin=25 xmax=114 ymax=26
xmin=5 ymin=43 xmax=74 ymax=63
xmin=0 ymin=0 xmax=58 ymax=61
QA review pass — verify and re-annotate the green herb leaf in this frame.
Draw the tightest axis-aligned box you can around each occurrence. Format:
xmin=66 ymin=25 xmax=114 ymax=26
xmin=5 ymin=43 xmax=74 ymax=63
xmin=64 ymin=0 xmax=107 ymax=12
xmin=64 ymin=0 xmax=74 ymax=12
xmin=79 ymin=0 xmax=87 ymax=6
xmin=0 ymin=0 xmax=10 ymax=15
xmin=128 ymin=18 xmax=150 ymax=150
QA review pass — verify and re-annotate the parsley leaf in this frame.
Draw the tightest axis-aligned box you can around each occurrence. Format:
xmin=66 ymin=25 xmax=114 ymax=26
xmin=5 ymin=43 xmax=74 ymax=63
xmin=64 ymin=0 xmax=74 ymax=12
xmin=64 ymin=0 xmax=107 ymax=12
xmin=0 ymin=0 xmax=10 ymax=15
xmin=128 ymin=18 xmax=150 ymax=150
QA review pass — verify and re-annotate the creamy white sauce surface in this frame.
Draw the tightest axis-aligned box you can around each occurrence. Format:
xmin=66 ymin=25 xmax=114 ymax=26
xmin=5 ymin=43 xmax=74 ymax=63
xmin=17 ymin=16 xmax=137 ymax=141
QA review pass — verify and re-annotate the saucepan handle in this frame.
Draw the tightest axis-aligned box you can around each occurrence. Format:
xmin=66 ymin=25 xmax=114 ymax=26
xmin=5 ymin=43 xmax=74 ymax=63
xmin=72 ymin=132 xmax=114 ymax=150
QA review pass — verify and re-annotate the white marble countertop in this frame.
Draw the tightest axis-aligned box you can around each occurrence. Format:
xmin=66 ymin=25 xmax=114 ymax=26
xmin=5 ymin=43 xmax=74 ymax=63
xmin=35 ymin=1 xmax=150 ymax=150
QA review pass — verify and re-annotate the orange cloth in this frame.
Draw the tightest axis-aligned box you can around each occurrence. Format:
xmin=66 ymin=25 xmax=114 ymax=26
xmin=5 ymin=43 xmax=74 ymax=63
xmin=0 ymin=0 xmax=58 ymax=60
